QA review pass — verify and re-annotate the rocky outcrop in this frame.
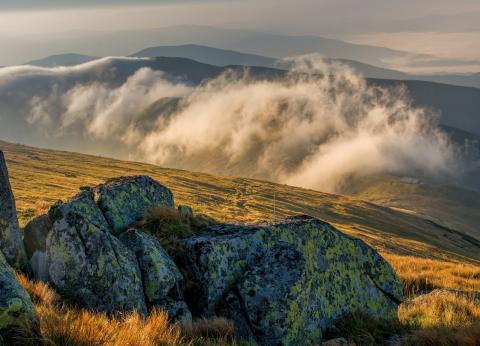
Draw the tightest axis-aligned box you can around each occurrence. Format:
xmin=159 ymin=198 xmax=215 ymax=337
xmin=23 ymin=176 xmax=183 ymax=317
xmin=20 ymin=174 xmax=403 ymax=344
xmin=0 ymin=251 xmax=36 ymax=338
xmin=0 ymin=151 xmax=29 ymax=272
xmin=94 ymin=176 xmax=174 ymax=235
xmin=184 ymin=215 xmax=403 ymax=345
xmin=46 ymin=202 xmax=147 ymax=315
xmin=119 ymin=229 xmax=191 ymax=321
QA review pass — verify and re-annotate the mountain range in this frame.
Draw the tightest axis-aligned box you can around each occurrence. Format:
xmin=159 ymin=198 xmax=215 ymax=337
xmin=25 ymin=44 xmax=480 ymax=89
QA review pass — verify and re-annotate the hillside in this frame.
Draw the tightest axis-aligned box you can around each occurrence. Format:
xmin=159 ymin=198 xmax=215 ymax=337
xmin=1 ymin=139 xmax=479 ymax=266
xmin=25 ymin=53 xmax=98 ymax=67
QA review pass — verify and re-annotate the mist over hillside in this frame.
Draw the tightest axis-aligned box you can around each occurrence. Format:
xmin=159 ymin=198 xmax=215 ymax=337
xmin=1 ymin=55 xmax=478 ymax=193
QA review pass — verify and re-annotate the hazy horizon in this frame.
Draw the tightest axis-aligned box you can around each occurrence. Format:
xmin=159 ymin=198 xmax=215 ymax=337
xmin=1 ymin=0 xmax=479 ymax=73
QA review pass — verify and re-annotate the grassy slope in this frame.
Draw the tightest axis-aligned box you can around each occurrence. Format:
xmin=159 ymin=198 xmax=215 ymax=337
xmin=344 ymin=175 xmax=480 ymax=240
xmin=2 ymin=139 xmax=480 ymax=345
xmin=2 ymin=139 xmax=479 ymax=265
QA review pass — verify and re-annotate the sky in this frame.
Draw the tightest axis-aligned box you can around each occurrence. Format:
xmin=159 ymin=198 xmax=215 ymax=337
xmin=0 ymin=0 xmax=479 ymax=72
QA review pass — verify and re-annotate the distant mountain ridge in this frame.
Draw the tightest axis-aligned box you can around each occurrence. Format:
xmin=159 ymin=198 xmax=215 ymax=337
xmin=27 ymin=45 xmax=480 ymax=88
xmin=26 ymin=53 xmax=98 ymax=67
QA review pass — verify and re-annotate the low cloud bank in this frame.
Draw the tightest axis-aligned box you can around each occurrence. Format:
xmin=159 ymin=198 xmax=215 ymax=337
xmin=0 ymin=56 xmax=463 ymax=192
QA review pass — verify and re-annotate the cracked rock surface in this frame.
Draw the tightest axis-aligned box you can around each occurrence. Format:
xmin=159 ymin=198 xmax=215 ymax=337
xmin=184 ymin=215 xmax=403 ymax=345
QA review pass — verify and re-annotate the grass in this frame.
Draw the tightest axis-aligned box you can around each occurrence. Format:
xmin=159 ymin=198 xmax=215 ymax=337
xmin=15 ymin=274 xmax=236 ymax=346
xmin=384 ymin=254 xmax=480 ymax=297
xmin=138 ymin=206 xmax=216 ymax=262
xmin=1 ymin=140 xmax=480 ymax=345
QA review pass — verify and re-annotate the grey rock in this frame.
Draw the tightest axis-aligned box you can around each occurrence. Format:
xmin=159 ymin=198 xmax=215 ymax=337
xmin=184 ymin=215 xmax=403 ymax=345
xmin=94 ymin=176 xmax=174 ymax=235
xmin=46 ymin=203 xmax=147 ymax=315
xmin=0 ymin=251 xmax=36 ymax=338
xmin=23 ymin=215 xmax=51 ymax=281
xmin=0 ymin=151 xmax=29 ymax=272
xmin=119 ymin=229 xmax=191 ymax=321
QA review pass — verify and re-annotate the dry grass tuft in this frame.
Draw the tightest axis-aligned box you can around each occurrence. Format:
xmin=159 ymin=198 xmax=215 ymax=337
xmin=181 ymin=317 xmax=235 ymax=341
xmin=399 ymin=291 xmax=480 ymax=329
xmin=139 ymin=206 xmax=216 ymax=264
xmin=16 ymin=274 xmax=235 ymax=346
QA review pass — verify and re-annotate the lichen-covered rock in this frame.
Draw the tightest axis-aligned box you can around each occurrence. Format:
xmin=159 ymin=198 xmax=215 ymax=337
xmin=24 ymin=189 xmax=110 ymax=281
xmin=184 ymin=215 xmax=403 ymax=345
xmin=23 ymin=215 xmax=51 ymax=281
xmin=0 ymin=151 xmax=29 ymax=272
xmin=118 ymin=229 xmax=191 ymax=321
xmin=46 ymin=203 xmax=147 ymax=315
xmin=94 ymin=176 xmax=174 ymax=235
xmin=0 ymin=251 xmax=36 ymax=338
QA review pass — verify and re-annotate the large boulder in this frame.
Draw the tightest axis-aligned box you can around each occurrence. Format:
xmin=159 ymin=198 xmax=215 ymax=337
xmin=94 ymin=176 xmax=174 ymax=235
xmin=0 ymin=251 xmax=36 ymax=339
xmin=24 ymin=189 xmax=110 ymax=281
xmin=119 ymin=229 xmax=192 ymax=321
xmin=0 ymin=151 xmax=29 ymax=272
xmin=184 ymin=215 xmax=403 ymax=345
xmin=46 ymin=202 xmax=147 ymax=315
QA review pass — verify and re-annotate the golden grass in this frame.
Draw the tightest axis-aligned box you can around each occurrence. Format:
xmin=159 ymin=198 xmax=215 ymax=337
xmin=384 ymin=254 xmax=480 ymax=297
xmin=16 ymin=274 xmax=235 ymax=346
xmin=2 ymin=140 xmax=480 ymax=264
xmin=400 ymin=292 xmax=480 ymax=346
xmin=3 ymin=141 xmax=480 ymax=345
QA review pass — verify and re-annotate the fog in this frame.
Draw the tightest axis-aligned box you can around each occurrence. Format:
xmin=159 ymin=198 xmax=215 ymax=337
xmin=0 ymin=56 xmax=462 ymax=192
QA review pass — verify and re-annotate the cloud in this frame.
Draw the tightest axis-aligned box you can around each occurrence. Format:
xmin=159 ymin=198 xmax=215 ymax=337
xmin=0 ymin=55 xmax=464 ymax=192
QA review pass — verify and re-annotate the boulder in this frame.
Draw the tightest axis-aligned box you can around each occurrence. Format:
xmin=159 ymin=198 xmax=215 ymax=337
xmin=0 ymin=151 xmax=29 ymax=272
xmin=46 ymin=202 xmax=147 ymax=315
xmin=94 ymin=176 xmax=174 ymax=234
xmin=0 ymin=251 xmax=36 ymax=339
xmin=24 ymin=189 xmax=110 ymax=281
xmin=23 ymin=215 xmax=51 ymax=281
xmin=119 ymin=229 xmax=191 ymax=321
xmin=178 ymin=205 xmax=193 ymax=219
xmin=184 ymin=215 xmax=403 ymax=345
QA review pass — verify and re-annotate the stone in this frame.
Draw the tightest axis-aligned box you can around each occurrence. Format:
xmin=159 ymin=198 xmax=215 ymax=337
xmin=46 ymin=203 xmax=147 ymax=315
xmin=0 ymin=251 xmax=36 ymax=339
xmin=178 ymin=205 xmax=193 ymax=219
xmin=23 ymin=215 xmax=51 ymax=281
xmin=24 ymin=189 xmax=110 ymax=281
xmin=118 ymin=229 xmax=191 ymax=321
xmin=184 ymin=215 xmax=403 ymax=345
xmin=94 ymin=176 xmax=174 ymax=234
xmin=0 ymin=151 xmax=29 ymax=272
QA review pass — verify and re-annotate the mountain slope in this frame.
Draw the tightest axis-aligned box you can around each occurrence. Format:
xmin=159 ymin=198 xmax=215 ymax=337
xmin=25 ymin=53 xmax=98 ymax=67
xmin=1 ymin=139 xmax=479 ymax=265
xmin=132 ymin=44 xmax=277 ymax=68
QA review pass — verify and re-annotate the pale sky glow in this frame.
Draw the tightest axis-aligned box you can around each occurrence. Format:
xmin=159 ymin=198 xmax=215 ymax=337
xmin=0 ymin=0 xmax=479 ymax=72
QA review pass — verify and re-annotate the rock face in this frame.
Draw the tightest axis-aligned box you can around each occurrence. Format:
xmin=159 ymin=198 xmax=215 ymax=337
xmin=46 ymin=202 xmax=147 ymax=315
xmin=119 ymin=229 xmax=191 ymax=321
xmin=23 ymin=175 xmax=182 ymax=317
xmin=23 ymin=215 xmax=51 ymax=282
xmin=0 ymin=251 xmax=36 ymax=338
xmin=94 ymin=176 xmax=174 ymax=235
xmin=0 ymin=151 xmax=29 ymax=272
xmin=184 ymin=215 xmax=403 ymax=345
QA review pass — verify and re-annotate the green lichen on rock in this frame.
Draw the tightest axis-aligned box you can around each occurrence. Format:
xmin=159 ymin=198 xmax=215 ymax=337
xmin=94 ymin=176 xmax=174 ymax=235
xmin=184 ymin=215 xmax=403 ymax=345
xmin=0 ymin=151 xmax=29 ymax=273
xmin=119 ymin=229 xmax=191 ymax=321
xmin=46 ymin=204 xmax=147 ymax=315
xmin=0 ymin=251 xmax=36 ymax=338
